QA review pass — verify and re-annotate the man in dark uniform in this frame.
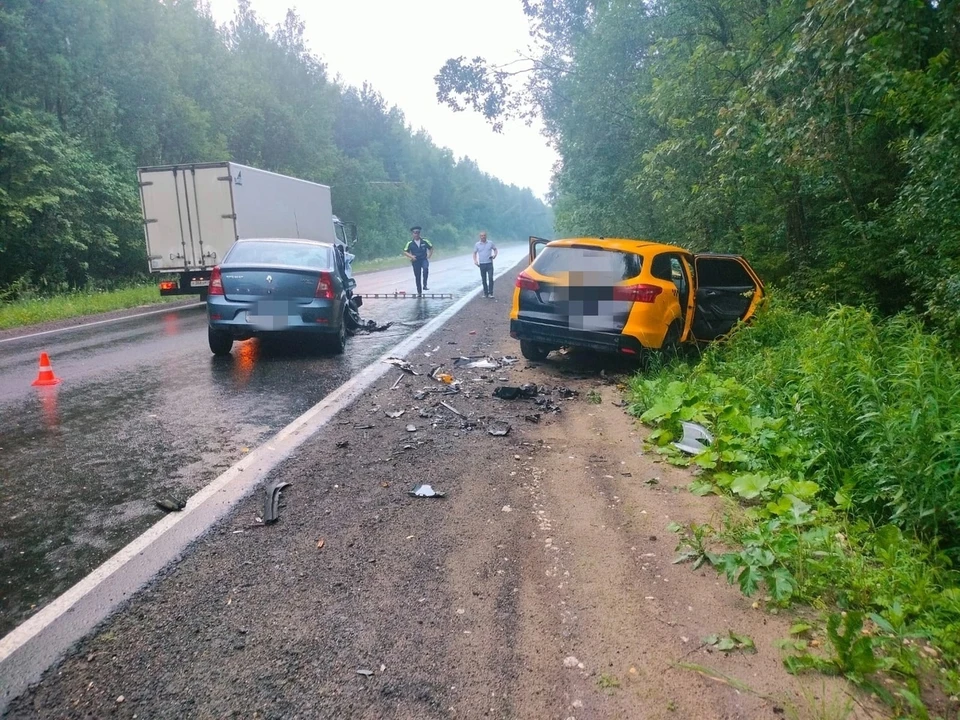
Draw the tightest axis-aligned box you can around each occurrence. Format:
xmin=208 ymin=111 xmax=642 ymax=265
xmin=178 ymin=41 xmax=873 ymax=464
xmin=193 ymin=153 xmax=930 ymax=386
xmin=403 ymin=225 xmax=433 ymax=295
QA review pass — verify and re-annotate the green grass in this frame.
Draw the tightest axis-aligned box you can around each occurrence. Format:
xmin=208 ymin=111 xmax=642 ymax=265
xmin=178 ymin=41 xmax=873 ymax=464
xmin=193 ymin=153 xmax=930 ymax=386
xmin=628 ymin=293 xmax=960 ymax=715
xmin=0 ymin=284 xmax=184 ymax=330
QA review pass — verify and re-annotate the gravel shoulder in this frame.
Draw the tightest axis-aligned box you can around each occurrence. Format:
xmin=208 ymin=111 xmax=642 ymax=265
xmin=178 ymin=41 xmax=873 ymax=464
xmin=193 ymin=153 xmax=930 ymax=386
xmin=5 ymin=266 xmax=878 ymax=719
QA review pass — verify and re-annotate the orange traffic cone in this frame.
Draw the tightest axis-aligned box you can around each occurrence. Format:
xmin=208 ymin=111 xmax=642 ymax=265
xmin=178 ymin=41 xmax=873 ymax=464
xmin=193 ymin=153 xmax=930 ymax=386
xmin=31 ymin=352 xmax=61 ymax=386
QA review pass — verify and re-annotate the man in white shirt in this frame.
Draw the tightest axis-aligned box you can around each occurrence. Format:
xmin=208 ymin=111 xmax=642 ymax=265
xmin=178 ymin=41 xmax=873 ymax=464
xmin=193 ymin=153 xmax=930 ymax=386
xmin=472 ymin=231 xmax=498 ymax=298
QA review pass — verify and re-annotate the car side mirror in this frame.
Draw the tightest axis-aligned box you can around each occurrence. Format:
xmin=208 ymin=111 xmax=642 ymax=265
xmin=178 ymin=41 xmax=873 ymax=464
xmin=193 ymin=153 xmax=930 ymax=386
xmin=347 ymin=278 xmax=357 ymax=290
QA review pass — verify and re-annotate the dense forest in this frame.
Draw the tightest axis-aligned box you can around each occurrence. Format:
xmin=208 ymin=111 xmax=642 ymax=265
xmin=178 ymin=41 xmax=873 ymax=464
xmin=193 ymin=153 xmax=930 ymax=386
xmin=0 ymin=0 xmax=553 ymax=296
xmin=438 ymin=0 xmax=960 ymax=344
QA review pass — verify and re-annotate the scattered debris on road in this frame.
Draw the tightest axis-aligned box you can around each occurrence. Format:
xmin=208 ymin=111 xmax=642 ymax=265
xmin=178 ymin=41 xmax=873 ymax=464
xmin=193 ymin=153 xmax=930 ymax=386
xmin=262 ymin=481 xmax=291 ymax=524
xmin=454 ymin=356 xmax=499 ymax=369
xmin=488 ymin=421 xmax=511 ymax=436
xmin=155 ymin=496 xmax=186 ymax=512
xmin=384 ymin=409 xmax=405 ymax=418
xmin=409 ymin=484 xmax=445 ymax=498
xmin=440 ymin=400 xmax=465 ymax=417
xmin=384 ymin=357 xmax=419 ymax=375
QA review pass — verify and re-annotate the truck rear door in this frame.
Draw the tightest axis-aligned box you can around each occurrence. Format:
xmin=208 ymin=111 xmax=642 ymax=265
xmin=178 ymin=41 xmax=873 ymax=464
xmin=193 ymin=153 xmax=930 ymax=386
xmin=138 ymin=165 xmax=237 ymax=273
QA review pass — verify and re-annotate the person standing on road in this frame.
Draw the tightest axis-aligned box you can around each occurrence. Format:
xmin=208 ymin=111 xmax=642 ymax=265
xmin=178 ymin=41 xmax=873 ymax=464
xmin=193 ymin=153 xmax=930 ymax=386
xmin=403 ymin=225 xmax=433 ymax=296
xmin=473 ymin=231 xmax=498 ymax=298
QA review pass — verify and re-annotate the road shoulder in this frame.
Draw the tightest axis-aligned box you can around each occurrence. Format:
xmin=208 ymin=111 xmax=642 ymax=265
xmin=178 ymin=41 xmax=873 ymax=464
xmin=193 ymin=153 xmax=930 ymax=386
xmin=5 ymin=267 xmax=875 ymax=719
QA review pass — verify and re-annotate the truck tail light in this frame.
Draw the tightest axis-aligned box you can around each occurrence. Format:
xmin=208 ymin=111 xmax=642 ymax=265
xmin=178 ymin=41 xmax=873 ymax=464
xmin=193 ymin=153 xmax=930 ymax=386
xmin=208 ymin=267 xmax=224 ymax=296
xmin=315 ymin=271 xmax=334 ymax=300
xmin=516 ymin=271 xmax=540 ymax=292
xmin=613 ymin=283 xmax=662 ymax=303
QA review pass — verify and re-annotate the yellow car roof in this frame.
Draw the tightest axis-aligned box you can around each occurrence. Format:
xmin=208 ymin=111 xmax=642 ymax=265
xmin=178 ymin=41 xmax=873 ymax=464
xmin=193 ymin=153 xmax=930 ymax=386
xmin=545 ymin=238 xmax=688 ymax=254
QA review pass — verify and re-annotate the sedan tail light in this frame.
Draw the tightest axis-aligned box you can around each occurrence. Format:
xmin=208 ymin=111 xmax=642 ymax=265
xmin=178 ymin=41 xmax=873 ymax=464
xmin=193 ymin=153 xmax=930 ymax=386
xmin=208 ymin=266 xmax=224 ymax=296
xmin=515 ymin=271 xmax=540 ymax=292
xmin=612 ymin=283 xmax=663 ymax=303
xmin=315 ymin=271 xmax=335 ymax=300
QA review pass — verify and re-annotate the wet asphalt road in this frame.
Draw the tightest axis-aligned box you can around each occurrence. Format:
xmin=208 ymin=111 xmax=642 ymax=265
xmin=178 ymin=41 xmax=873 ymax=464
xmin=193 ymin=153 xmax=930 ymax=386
xmin=0 ymin=246 xmax=527 ymax=638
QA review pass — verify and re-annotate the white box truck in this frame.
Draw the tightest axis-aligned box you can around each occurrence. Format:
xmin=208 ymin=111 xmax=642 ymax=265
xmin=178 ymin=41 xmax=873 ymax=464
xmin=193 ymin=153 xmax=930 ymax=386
xmin=137 ymin=162 xmax=355 ymax=296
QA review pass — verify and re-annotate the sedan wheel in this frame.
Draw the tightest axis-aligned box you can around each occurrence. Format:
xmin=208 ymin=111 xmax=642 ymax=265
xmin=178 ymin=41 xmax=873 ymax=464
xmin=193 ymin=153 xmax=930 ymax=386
xmin=208 ymin=327 xmax=233 ymax=356
xmin=327 ymin=315 xmax=347 ymax=355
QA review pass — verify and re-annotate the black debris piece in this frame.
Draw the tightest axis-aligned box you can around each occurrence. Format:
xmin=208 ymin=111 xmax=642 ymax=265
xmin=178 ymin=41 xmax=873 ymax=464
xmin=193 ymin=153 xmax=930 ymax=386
xmin=262 ymin=481 xmax=291 ymax=524
xmin=155 ymin=496 xmax=186 ymax=512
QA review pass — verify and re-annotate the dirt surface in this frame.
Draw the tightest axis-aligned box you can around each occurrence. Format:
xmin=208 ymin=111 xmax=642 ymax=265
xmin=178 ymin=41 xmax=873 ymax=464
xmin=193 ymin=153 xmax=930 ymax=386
xmin=5 ymin=269 xmax=877 ymax=719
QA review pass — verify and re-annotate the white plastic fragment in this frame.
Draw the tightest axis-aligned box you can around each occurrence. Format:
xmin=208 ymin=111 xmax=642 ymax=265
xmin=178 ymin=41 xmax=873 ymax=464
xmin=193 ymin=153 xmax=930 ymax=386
xmin=672 ymin=421 xmax=714 ymax=454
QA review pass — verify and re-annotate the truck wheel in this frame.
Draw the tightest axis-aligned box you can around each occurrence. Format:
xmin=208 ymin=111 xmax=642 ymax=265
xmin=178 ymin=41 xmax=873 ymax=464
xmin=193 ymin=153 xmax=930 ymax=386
xmin=520 ymin=340 xmax=550 ymax=361
xmin=208 ymin=327 xmax=233 ymax=356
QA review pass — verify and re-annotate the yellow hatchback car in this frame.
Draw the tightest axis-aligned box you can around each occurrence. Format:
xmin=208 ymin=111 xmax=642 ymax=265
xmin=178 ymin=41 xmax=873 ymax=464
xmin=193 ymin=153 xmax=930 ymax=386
xmin=509 ymin=237 xmax=764 ymax=361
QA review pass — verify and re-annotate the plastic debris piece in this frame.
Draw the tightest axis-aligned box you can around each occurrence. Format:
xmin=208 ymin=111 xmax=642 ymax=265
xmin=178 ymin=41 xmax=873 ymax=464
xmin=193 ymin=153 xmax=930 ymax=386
xmin=493 ymin=386 xmax=521 ymax=400
xmin=440 ymin=400 xmax=464 ymax=417
xmin=488 ymin=421 xmax=511 ymax=437
xmin=500 ymin=356 xmax=519 ymax=365
xmin=409 ymin=483 xmax=446 ymax=498
xmin=390 ymin=374 xmax=404 ymax=390
xmin=524 ymin=413 xmax=541 ymax=424
xmin=437 ymin=373 xmax=454 ymax=384
xmin=316 ymin=538 xmax=325 ymax=549
xmin=672 ymin=421 xmax=714 ymax=455
xmin=262 ymin=481 xmax=291 ymax=524
xmin=357 ymin=669 xmax=374 ymax=677
xmin=384 ymin=357 xmax=419 ymax=375
xmin=406 ymin=424 xmax=417 ymax=432
xmin=385 ymin=409 xmax=405 ymax=418
xmin=336 ymin=440 xmax=349 ymax=449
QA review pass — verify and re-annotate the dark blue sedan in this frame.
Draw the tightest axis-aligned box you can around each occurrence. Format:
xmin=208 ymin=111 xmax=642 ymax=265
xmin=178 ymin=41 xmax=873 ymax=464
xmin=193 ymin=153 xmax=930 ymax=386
xmin=206 ymin=238 xmax=353 ymax=356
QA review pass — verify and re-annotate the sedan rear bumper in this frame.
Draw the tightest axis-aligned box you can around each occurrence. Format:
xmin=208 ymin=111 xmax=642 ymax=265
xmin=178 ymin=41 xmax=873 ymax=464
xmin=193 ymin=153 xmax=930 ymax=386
xmin=510 ymin=319 xmax=645 ymax=355
xmin=207 ymin=297 xmax=340 ymax=337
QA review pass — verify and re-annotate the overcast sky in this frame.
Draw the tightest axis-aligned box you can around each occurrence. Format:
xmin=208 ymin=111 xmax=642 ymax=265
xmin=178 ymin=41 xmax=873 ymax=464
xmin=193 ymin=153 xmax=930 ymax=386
xmin=203 ymin=0 xmax=557 ymax=200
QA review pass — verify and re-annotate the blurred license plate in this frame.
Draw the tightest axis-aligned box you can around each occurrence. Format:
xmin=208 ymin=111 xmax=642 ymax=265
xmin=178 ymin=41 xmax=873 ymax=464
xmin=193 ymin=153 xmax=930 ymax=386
xmin=190 ymin=278 xmax=210 ymax=287
xmin=246 ymin=301 xmax=291 ymax=330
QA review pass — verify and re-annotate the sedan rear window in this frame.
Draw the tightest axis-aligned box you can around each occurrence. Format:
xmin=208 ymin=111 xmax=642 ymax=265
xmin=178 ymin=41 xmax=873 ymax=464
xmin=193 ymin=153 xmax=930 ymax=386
xmin=533 ymin=245 xmax=642 ymax=282
xmin=225 ymin=241 xmax=332 ymax=268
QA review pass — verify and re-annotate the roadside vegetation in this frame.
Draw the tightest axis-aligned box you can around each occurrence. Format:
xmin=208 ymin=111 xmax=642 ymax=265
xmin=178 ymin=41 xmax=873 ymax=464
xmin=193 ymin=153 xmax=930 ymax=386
xmin=0 ymin=283 xmax=186 ymax=331
xmin=629 ymin=297 xmax=960 ymax=716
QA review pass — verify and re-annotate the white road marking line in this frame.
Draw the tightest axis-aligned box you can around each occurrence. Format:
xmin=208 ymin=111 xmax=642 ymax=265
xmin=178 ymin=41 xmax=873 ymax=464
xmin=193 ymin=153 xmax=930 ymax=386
xmin=0 ymin=303 xmax=204 ymax=344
